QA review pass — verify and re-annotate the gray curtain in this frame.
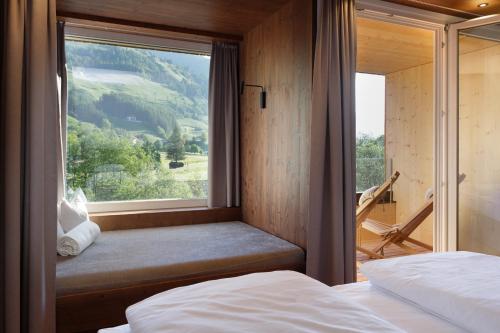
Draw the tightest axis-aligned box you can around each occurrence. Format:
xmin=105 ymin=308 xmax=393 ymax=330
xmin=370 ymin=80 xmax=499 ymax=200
xmin=307 ymin=0 xmax=357 ymax=286
xmin=57 ymin=21 xmax=68 ymax=202
xmin=208 ymin=42 xmax=240 ymax=208
xmin=1 ymin=0 xmax=58 ymax=331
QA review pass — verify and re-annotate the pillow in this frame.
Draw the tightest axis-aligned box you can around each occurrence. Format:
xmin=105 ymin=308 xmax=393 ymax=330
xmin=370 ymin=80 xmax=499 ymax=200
xmin=359 ymin=186 xmax=379 ymax=206
xmin=59 ymin=198 xmax=89 ymax=233
xmin=361 ymin=251 xmax=500 ymax=333
xmin=424 ymin=187 xmax=433 ymax=200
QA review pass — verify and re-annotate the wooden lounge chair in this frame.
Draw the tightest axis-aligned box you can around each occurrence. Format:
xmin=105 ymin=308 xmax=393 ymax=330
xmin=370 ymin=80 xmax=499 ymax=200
xmin=361 ymin=173 xmax=467 ymax=258
xmin=356 ymin=171 xmax=400 ymax=259
xmin=361 ymin=199 xmax=433 ymax=258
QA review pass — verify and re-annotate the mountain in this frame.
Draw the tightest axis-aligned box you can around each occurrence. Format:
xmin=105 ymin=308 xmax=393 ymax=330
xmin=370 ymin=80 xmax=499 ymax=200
xmin=154 ymin=51 xmax=211 ymax=79
xmin=66 ymin=41 xmax=210 ymax=141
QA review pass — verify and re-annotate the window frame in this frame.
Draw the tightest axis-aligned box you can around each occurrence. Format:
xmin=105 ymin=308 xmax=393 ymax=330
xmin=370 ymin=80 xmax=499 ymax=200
xmin=64 ymin=25 xmax=211 ymax=213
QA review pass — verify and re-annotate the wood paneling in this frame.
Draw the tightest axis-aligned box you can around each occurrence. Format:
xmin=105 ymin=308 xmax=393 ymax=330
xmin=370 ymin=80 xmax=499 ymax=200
xmin=458 ymin=40 xmax=500 ymax=255
xmin=382 ymin=0 xmax=500 ymax=18
xmin=385 ymin=62 xmax=434 ymax=245
xmin=58 ymin=12 xmax=243 ymax=41
xmin=459 ymin=35 xmax=500 ymax=55
xmin=57 ymin=0 xmax=290 ymax=37
xmin=90 ymin=207 xmax=241 ymax=231
xmin=240 ymin=0 xmax=312 ymax=248
xmin=357 ymin=17 xmax=434 ymax=75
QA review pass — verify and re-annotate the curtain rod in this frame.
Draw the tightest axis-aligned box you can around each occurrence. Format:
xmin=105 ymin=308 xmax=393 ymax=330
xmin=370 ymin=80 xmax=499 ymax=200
xmin=57 ymin=11 xmax=243 ymax=43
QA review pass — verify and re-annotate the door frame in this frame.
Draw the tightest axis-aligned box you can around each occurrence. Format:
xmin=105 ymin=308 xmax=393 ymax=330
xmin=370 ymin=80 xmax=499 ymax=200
xmin=356 ymin=5 xmax=448 ymax=251
xmin=446 ymin=14 xmax=500 ymax=251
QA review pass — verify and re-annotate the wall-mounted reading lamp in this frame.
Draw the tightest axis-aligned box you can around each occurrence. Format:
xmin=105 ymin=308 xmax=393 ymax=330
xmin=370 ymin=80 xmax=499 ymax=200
xmin=240 ymin=81 xmax=266 ymax=109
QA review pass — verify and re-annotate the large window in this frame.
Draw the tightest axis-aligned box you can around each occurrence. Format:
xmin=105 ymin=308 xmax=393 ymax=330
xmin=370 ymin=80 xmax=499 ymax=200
xmin=65 ymin=36 xmax=210 ymax=209
xmin=355 ymin=73 xmax=386 ymax=192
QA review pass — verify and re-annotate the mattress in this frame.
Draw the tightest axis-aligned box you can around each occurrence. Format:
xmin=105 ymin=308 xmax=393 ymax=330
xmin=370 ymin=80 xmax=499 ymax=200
xmin=57 ymin=221 xmax=304 ymax=296
xmin=333 ymin=281 xmax=466 ymax=333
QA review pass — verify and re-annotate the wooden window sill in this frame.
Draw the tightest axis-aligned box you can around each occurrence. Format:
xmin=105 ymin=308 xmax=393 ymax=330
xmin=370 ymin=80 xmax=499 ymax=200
xmin=90 ymin=207 xmax=242 ymax=231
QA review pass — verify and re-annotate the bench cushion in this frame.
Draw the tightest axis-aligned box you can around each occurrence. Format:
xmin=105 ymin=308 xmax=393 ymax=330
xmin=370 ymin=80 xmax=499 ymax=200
xmin=56 ymin=222 xmax=304 ymax=296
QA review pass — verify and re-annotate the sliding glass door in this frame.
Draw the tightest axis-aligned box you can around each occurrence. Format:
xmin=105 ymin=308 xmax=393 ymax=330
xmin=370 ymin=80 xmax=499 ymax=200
xmin=448 ymin=15 xmax=500 ymax=255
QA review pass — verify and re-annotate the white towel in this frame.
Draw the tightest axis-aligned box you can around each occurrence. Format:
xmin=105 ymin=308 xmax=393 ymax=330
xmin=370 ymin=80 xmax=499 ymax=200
xmin=57 ymin=220 xmax=101 ymax=256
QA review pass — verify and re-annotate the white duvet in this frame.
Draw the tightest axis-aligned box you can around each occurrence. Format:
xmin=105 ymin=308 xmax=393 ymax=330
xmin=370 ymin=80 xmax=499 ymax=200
xmin=361 ymin=251 xmax=500 ymax=333
xmin=126 ymin=270 xmax=404 ymax=333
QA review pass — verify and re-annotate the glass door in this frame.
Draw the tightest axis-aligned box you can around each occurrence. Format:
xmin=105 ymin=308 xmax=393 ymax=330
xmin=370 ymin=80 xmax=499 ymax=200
xmin=448 ymin=15 xmax=500 ymax=254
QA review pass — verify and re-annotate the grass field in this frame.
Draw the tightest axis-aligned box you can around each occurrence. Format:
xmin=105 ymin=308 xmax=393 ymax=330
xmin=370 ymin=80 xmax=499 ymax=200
xmin=162 ymin=153 xmax=208 ymax=181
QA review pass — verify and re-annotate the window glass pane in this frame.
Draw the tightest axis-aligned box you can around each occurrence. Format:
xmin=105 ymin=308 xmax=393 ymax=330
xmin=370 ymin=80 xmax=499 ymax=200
xmin=65 ymin=40 xmax=210 ymax=202
xmin=458 ymin=25 xmax=500 ymax=255
xmin=356 ymin=73 xmax=386 ymax=192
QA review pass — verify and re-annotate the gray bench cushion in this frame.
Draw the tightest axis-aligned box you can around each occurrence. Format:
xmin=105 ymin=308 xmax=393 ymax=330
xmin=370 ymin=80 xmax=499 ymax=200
xmin=56 ymin=222 xmax=305 ymax=296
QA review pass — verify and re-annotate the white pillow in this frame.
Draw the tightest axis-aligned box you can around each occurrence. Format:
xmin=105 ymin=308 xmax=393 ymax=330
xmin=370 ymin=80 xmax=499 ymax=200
xmin=361 ymin=251 xmax=500 ymax=333
xmin=359 ymin=186 xmax=379 ymax=205
xmin=424 ymin=187 xmax=433 ymax=200
xmin=59 ymin=198 xmax=89 ymax=233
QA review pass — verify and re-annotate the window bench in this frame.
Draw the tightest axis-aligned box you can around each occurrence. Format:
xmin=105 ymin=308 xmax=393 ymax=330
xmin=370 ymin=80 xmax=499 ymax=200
xmin=56 ymin=221 xmax=305 ymax=332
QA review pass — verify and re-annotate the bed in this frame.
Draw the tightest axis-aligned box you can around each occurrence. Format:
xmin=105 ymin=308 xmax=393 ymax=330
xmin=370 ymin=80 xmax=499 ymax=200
xmin=99 ymin=251 xmax=500 ymax=333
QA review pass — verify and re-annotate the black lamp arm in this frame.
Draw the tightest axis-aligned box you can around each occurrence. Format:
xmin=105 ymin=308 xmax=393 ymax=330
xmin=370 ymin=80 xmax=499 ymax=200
xmin=240 ymin=81 xmax=266 ymax=109
xmin=244 ymin=84 xmax=264 ymax=91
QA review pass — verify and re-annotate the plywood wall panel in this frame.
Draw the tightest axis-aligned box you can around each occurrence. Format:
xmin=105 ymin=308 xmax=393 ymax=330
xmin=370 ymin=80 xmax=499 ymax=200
xmin=458 ymin=43 xmax=500 ymax=255
xmin=240 ymin=0 xmax=312 ymax=248
xmin=385 ymin=63 xmax=434 ymax=245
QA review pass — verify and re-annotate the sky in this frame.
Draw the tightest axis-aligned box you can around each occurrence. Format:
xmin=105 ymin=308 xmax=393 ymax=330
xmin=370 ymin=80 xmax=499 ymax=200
xmin=356 ymin=73 xmax=385 ymax=137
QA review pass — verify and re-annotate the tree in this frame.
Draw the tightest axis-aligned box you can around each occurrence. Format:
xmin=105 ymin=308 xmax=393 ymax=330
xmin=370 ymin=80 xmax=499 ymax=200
xmin=166 ymin=125 xmax=185 ymax=162
xmin=142 ymin=140 xmax=161 ymax=166
xmin=356 ymin=134 xmax=385 ymax=192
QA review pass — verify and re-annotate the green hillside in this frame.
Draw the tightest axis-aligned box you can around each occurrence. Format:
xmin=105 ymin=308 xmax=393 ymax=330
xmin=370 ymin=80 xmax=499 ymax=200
xmin=65 ymin=40 xmax=209 ymax=202
xmin=66 ymin=41 xmax=208 ymax=141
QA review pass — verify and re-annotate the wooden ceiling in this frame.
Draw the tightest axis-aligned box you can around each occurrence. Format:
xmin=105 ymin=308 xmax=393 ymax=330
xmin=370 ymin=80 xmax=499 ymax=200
xmin=459 ymin=35 xmax=500 ymax=54
xmin=382 ymin=0 xmax=500 ymax=18
xmin=357 ymin=17 xmax=434 ymax=75
xmin=57 ymin=0 xmax=290 ymax=39
xmin=357 ymin=17 xmax=499 ymax=75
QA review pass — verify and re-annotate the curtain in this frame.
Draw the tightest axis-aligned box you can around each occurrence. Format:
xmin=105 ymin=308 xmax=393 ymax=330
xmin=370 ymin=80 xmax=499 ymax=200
xmin=57 ymin=21 xmax=67 ymax=201
xmin=57 ymin=21 xmax=67 ymax=239
xmin=307 ymin=0 xmax=357 ymax=286
xmin=208 ymin=42 xmax=240 ymax=208
xmin=1 ymin=0 xmax=58 ymax=331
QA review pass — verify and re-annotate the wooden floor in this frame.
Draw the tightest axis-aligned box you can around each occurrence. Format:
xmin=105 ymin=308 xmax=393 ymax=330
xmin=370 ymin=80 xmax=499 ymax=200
xmin=356 ymin=239 xmax=431 ymax=282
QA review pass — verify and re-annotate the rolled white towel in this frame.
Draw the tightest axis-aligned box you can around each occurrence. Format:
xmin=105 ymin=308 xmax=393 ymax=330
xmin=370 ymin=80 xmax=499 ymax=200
xmin=57 ymin=220 xmax=101 ymax=256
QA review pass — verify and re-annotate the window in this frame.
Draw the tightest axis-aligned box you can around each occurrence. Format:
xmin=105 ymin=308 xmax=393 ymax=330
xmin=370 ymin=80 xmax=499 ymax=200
xmin=355 ymin=73 xmax=385 ymax=192
xmin=65 ymin=31 xmax=210 ymax=211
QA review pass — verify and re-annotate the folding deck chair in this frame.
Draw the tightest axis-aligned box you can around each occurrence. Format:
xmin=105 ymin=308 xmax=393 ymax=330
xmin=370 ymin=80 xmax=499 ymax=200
xmin=356 ymin=171 xmax=400 ymax=259
xmin=361 ymin=199 xmax=433 ymax=258
xmin=360 ymin=173 xmax=466 ymax=258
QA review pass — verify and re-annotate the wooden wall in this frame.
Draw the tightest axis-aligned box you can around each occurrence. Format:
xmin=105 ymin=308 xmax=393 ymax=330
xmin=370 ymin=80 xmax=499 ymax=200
xmin=458 ymin=42 xmax=500 ymax=255
xmin=385 ymin=62 xmax=434 ymax=245
xmin=240 ymin=0 xmax=312 ymax=248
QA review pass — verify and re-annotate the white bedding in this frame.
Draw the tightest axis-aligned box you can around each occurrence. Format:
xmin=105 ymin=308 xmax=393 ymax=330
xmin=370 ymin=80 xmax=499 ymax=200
xmin=361 ymin=251 xmax=500 ymax=333
xmin=99 ymin=281 xmax=468 ymax=333
xmin=100 ymin=251 xmax=500 ymax=333
xmin=98 ymin=324 xmax=130 ymax=333
xmin=333 ymin=281 xmax=466 ymax=333
xmin=125 ymin=271 xmax=404 ymax=333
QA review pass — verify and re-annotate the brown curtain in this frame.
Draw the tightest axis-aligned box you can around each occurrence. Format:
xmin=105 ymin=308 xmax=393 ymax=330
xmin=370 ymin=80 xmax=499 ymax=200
xmin=1 ymin=0 xmax=58 ymax=331
xmin=208 ymin=42 xmax=240 ymax=208
xmin=307 ymin=0 xmax=357 ymax=286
